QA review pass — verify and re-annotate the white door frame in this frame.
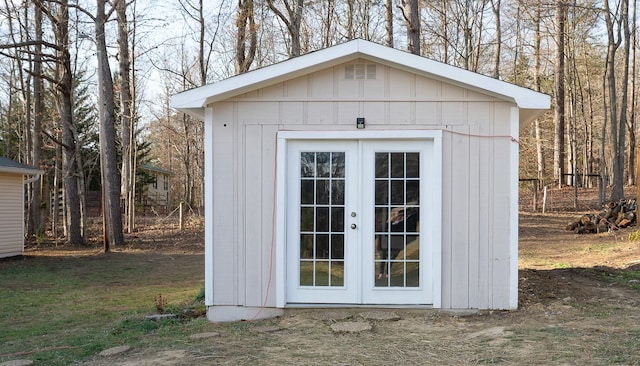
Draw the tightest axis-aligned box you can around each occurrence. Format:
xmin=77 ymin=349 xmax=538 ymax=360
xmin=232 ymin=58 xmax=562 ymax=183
xmin=275 ymin=130 xmax=443 ymax=308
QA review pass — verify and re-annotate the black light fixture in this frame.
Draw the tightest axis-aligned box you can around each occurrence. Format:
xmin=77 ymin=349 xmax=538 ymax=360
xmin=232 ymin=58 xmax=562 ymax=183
xmin=356 ymin=117 xmax=365 ymax=129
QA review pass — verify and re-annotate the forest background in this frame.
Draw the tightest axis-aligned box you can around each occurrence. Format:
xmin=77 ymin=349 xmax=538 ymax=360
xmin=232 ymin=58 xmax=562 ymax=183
xmin=0 ymin=0 xmax=635 ymax=248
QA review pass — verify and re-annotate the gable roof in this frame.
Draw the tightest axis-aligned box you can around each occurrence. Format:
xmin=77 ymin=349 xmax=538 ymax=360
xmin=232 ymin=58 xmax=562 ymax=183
xmin=0 ymin=157 xmax=42 ymax=175
xmin=171 ymin=39 xmax=550 ymax=125
xmin=139 ymin=164 xmax=173 ymax=176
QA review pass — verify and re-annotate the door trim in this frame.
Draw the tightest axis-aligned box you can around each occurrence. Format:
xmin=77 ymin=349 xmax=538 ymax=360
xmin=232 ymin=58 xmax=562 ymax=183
xmin=276 ymin=130 xmax=443 ymax=308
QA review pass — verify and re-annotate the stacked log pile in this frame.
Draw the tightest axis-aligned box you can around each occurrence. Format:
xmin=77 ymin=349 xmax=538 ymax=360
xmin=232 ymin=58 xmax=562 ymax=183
xmin=566 ymin=199 xmax=637 ymax=234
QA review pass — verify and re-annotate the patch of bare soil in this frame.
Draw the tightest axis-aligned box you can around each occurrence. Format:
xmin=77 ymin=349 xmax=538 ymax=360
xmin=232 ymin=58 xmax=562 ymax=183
xmin=55 ymin=193 xmax=640 ymax=364
xmin=25 ymin=216 xmax=204 ymax=256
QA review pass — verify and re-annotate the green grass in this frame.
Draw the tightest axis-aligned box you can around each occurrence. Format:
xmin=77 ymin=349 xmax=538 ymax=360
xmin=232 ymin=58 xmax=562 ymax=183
xmin=0 ymin=251 xmax=206 ymax=365
xmin=601 ymin=269 xmax=640 ymax=290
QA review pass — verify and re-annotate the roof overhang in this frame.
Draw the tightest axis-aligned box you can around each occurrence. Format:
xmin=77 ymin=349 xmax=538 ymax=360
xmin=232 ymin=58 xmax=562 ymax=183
xmin=171 ymin=39 xmax=550 ymax=125
xmin=0 ymin=167 xmax=42 ymax=175
xmin=139 ymin=164 xmax=174 ymax=176
xmin=0 ymin=159 xmax=43 ymax=175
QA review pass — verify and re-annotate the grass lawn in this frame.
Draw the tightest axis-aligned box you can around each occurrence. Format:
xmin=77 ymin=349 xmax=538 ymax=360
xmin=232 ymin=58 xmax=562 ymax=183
xmin=2 ymin=210 xmax=640 ymax=365
xmin=0 ymin=243 xmax=206 ymax=365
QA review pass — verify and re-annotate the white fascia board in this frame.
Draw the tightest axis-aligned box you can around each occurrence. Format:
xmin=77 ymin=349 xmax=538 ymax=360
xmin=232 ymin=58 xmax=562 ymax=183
xmin=0 ymin=167 xmax=43 ymax=175
xmin=355 ymin=41 xmax=550 ymax=111
xmin=170 ymin=41 xmax=363 ymax=112
xmin=171 ymin=39 xmax=550 ymax=121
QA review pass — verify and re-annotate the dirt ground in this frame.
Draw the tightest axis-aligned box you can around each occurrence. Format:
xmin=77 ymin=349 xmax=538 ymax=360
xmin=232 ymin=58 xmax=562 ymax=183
xmin=36 ymin=192 xmax=640 ymax=364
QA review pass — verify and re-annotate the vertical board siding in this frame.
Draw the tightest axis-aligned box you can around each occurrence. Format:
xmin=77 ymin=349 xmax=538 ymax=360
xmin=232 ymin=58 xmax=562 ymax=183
xmin=309 ymin=68 xmax=334 ymax=97
xmin=440 ymin=132 xmax=453 ymax=308
xmin=0 ymin=173 xmax=24 ymax=257
xmin=388 ymin=68 xmax=412 ymax=98
xmin=307 ymin=102 xmax=334 ymax=124
xmin=467 ymin=122 xmax=481 ymax=308
xmin=212 ymin=118 xmax=237 ymax=305
xmin=389 ymin=102 xmax=413 ymax=124
xmin=449 ymin=126 xmax=471 ymax=308
xmin=261 ymin=124 xmax=279 ymax=307
xmin=285 ymin=77 xmax=309 ymax=99
xmin=243 ymin=124 xmax=262 ymax=306
xmin=491 ymin=105 xmax=516 ymax=307
xmin=213 ymin=60 xmax=517 ymax=310
xmin=477 ymin=104 xmax=494 ymax=308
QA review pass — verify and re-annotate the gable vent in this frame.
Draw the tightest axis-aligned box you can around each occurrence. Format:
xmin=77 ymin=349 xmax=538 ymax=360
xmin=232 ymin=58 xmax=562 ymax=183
xmin=345 ymin=64 xmax=377 ymax=80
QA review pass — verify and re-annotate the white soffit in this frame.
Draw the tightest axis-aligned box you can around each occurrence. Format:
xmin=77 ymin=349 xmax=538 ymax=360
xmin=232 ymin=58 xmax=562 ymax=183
xmin=171 ymin=39 xmax=550 ymax=122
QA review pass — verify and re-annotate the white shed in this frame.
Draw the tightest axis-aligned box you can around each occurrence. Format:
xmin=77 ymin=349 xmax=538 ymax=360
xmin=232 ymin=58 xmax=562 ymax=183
xmin=0 ymin=157 xmax=42 ymax=258
xmin=172 ymin=39 xmax=550 ymax=322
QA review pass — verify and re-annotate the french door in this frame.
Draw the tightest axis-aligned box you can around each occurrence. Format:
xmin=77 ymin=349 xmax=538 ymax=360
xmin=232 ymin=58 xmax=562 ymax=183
xmin=286 ymin=139 xmax=433 ymax=305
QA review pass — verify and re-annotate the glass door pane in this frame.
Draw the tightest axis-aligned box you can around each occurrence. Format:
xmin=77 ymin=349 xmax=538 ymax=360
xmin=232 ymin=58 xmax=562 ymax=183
xmin=299 ymin=151 xmax=346 ymax=287
xmin=374 ymin=152 xmax=420 ymax=288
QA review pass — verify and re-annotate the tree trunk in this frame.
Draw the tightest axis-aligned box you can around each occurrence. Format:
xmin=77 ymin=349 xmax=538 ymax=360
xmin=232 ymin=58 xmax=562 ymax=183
xmin=490 ymin=0 xmax=501 ymax=79
xmin=29 ymin=2 xmax=44 ymax=237
xmin=617 ymin=0 xmax=630 ymax=192
xmin=236 ymin=0 xmax=258 ymax=74
xmin=96 ymin=0 xmax=124 ymax=250
xmin=384 ymin=0 xmax=393 ymax=47
xmin=533 ymin=0 xmax=544 ymax=181
xmin=401 ymin=0 xmax=421 ymax=55
xmin=116 ymin=0 xmax=134 ymax=233
xmin=267 ymin=0 xmax=304 ymax=58
xmin=603 ymin=0 xmax=624 ymax=201
xmin=629 ymin=0 xmax=637 ymax=185
xmin=554 ymin=1 xmax=566 ymax=187
xmin=53 ymin=0 xmax=83 ymax=244
xmin=601 ymin=69 xmax=609 ymax=206
xmin=53 ymin=141 xmax=62 ymax=240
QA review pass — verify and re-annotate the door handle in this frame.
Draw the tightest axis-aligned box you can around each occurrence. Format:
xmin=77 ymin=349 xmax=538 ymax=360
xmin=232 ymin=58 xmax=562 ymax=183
xmin=351 ymin=223 xmax=357 ymax=229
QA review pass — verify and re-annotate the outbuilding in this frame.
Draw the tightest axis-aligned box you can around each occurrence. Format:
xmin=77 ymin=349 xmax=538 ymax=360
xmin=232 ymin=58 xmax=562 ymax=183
xmin=138 ymin=164 xmax=173 ymax=214
xmin=0 ymin=157 xmax=42 ymax=258
xmin=171 ymin=39 xmax=550 ymax=322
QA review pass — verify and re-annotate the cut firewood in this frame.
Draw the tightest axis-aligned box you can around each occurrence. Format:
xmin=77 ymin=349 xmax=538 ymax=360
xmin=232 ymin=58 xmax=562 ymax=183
xmin=565 ymin=198 xmax=637 ymax=234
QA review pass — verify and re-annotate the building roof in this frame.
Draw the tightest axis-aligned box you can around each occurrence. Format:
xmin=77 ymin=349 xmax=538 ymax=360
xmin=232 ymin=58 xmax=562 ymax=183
xmin=171 ymin=39 xmax=550 ymax=126
xmin=0 ymin=157 xmax=42 ymax=175
xmin=139 ymin=164 xmax=174 ymax=176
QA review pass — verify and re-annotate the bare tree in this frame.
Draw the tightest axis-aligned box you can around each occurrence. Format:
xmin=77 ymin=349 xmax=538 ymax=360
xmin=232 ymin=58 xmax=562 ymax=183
xmin=236 ymin=0 xmax=257 ymax=74
xmin=116 ymin=0 xmax=135 ymax=233
xmin=267 ymin=0 xmax=304 ymax=58
xmin=628 ymin=0 xmax=637 ymax=185
xmin=603 ymin=0 xmax=627 ymax=201
xmin=490 ymin=0 xmax=501 ymax=79
xmin=399 ymin=0 xmax=421 ymax=55
xmin=554 ymin=0 xmax=566 ymax=187
xmin=96 ymin=0 xmax=124 ymax=250
xmin=533 ymin=0 xmax=545 ymax=181
xmin=29 ymin=2 xmax=44 ymax=237
xmin=38 ymin=0 xmax=84 ymax=244
xmin=385 ymin=0 xmax=393 ymax=47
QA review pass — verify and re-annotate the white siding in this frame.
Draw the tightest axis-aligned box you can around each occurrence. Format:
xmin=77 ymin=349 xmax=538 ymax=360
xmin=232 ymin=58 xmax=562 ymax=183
xmin=212 ymin=115 xmax=237 ymax=305
xmin=209 ymin=61 xmax=518 ymax=310
xmin=0 ymin=173 xmax=25 ymax=258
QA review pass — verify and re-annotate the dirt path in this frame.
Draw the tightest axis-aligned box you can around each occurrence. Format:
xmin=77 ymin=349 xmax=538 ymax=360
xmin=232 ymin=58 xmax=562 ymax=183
xmin=78 ymin=211 xmax=640 ymax=365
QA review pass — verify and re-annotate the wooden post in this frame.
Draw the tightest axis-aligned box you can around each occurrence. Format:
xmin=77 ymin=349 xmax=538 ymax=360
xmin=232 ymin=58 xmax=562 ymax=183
xmin=542 ymin=186 xmax=548 ymax=213
xmin=179 ymin=200 xmax=184 ymax=231
xmin=533 ymin=179 xmax=539 ymax=212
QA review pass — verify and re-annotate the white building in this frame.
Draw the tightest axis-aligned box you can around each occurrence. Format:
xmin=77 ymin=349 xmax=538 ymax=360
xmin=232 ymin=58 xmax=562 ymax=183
xmin=172 ymin=39 xmax=550 ymax=322
xmin=0 ymin=157 xmax=42 ymax=258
